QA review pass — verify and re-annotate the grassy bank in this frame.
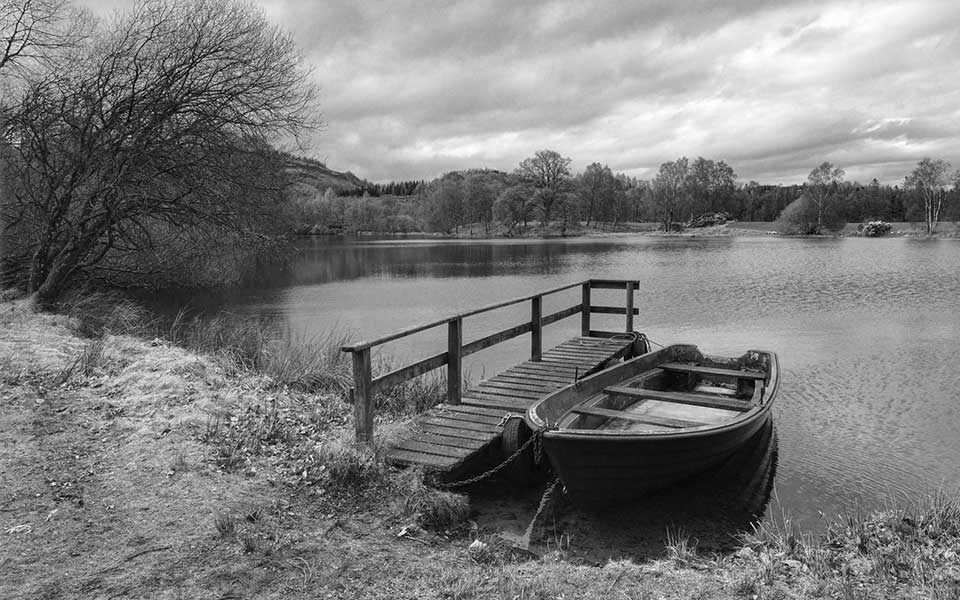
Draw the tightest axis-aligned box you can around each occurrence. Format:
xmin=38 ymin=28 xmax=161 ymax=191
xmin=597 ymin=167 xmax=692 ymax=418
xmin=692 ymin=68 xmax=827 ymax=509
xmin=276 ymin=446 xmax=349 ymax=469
xmin=2 ymin=295 xmax=959 ymax=599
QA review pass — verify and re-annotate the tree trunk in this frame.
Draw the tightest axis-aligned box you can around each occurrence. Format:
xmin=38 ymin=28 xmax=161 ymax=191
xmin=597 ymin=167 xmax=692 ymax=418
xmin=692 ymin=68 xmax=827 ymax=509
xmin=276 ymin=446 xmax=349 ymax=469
xmin=932 ymin=189 xmax=942 ymax=234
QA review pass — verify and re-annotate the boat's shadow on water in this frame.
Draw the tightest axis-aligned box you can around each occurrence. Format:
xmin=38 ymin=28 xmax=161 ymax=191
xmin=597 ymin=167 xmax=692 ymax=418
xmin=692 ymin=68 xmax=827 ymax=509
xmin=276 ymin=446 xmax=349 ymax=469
xmin=470 ymin=420 xmax=778 ymax=563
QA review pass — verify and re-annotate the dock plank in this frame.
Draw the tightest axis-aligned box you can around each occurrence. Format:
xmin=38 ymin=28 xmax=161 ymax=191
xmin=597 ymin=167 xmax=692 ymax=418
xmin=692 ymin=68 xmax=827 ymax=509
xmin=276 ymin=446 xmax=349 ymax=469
xmin=481 ymin=379 xmax=560 ymax=394
xmin=494 ymin=375 xmax=572 ymax=388
xmin=394 ymin=439 xmax=475 ymax=459
xmin=461 ymin=394 xmax=531 ymax=412
xmin=422 ymin=410 xmax=505 ymax=426
xmin=414 ymin=423 xmax=495 ymax=442
xmin=475 ymin=384 xmax=544 ymax=399
xmin=417 ymin=416 xmax=503 ymax=433
xmin=506 ymin=364 xmax=579 ymax=377
xmin=433 ymin=404 xmax=514 ymax=418
xmin=387 ymin=449 xmax=456 ymax=469
xmin=407 ymin=431 xmax=488 ymax=450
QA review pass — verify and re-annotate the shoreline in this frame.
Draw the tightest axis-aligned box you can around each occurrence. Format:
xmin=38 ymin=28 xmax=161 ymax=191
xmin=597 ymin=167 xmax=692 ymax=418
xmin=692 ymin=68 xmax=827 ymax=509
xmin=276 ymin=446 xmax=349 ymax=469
xmin=301 ymin=220 xmax=960 ymax=242
xmin=2 ymin=297 xmax=960 ymax=598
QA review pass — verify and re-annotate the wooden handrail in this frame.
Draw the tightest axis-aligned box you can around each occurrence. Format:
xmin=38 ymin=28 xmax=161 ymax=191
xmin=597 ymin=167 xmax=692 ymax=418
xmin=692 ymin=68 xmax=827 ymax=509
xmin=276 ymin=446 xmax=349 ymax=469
xmin=342 ymin=278 xmax=639 ymax=443
xmin=341 ymin=280 xmax=587 ymax=353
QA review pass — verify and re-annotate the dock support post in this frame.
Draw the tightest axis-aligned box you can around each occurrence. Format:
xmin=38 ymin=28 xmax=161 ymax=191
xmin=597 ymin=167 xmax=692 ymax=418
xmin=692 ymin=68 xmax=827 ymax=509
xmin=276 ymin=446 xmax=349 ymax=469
xmin=351 ymin=348 xmax=374 ymax=444
xmin=581 ymin=282 xmax=591 ymax=336
xmin=531 ymin=295 xmax=542 ymax=361
xmin=625 ymin=281 xmax=635 ymax=332
xmin=447 ymin=317 xmax=462 ymax=404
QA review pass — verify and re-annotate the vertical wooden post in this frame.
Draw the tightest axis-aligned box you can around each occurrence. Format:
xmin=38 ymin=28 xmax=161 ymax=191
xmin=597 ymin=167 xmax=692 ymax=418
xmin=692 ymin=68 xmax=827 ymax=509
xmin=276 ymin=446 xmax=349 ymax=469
xmin=531 ymin=295 xmax=542 ymax=361
xmin=625 ymin=281 xmax=635 ymax=332
xmin=351 ymin=348 xmax=374 ymax=444
xmin=447 ymin=317 xmax=462 ymax=404
xmin=580 ymin=281 xmax=591 ymax=336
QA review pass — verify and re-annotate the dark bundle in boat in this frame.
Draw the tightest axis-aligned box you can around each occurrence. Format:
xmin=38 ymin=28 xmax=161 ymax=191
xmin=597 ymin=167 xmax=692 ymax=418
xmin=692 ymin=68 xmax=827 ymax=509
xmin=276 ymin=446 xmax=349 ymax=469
xmin=525 ymin=343 xmax=779 ymax=507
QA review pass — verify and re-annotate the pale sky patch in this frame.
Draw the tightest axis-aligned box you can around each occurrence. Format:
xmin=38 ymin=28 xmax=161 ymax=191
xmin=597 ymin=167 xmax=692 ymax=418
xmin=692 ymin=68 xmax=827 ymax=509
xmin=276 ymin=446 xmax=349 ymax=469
xmin=77 ymin=0 xmax=960 ymax=185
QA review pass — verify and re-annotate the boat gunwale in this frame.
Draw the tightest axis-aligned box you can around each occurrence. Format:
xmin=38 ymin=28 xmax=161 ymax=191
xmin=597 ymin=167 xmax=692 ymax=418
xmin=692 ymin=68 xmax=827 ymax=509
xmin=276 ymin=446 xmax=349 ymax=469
xmin=527 ymin=347 xmax=780 ymax=443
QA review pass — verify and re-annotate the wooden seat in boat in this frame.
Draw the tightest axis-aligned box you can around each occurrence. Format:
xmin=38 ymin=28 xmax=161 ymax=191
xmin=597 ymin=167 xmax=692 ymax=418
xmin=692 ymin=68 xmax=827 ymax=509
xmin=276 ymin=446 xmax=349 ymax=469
xmin=570 ymin=406 xmax=707 ymax=429
xmin=603 ymin=386 xmax=755 ymax=411
xmin=659 ymin=362 xmax=766 ymax=380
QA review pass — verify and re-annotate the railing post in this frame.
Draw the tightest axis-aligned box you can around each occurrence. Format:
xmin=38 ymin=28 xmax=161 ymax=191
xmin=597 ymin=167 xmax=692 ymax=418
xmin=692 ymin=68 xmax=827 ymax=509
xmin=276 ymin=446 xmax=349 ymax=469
xmin=625 ymin=281 xmax=635 ymax=332
xmin=447 ymin=317 xmax=462 ymax=404
xmin=351 ymin=348 xmax=374 ymax=444
xmin=531 ymin=295 xmax=542 ymax=361
xmin=581 ymin=281 xmax=591 ymax=336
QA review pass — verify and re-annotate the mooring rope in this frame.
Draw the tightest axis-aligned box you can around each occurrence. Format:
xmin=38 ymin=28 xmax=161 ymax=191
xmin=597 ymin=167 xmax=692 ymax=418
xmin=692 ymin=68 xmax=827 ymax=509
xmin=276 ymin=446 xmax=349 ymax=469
xmin=642 ymin=333 xmax=665 ymax=349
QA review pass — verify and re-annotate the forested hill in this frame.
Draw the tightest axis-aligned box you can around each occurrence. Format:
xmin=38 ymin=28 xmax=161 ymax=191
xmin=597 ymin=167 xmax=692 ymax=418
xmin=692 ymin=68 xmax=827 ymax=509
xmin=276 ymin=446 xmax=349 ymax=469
xmin=282 ymin=156 xmax=370 ymax=195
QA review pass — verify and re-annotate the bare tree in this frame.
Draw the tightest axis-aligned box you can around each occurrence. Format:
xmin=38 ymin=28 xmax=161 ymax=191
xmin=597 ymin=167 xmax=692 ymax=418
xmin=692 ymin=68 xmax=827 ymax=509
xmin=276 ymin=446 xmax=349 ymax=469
xmin=516 ymin=149 xmax=571 ymax=225
xmin=2 ymin=0 xmax=319 ymax=300
xmin=494 ymin=185 xmax=533 ymax=234
xmin=806 ymin=162 xmax=845 ymax=233
xmin=0 ymin=0 xmax=89 ymax=74
xmin=689 ymin=157 xmax=736 ymax=216
xmin=905 ymin=158 xmax=952 ymax=234
xmin=578 ymin=162 xmax=615 ymax=227
xmin=652 ymin=157 xmax=690 ymax=231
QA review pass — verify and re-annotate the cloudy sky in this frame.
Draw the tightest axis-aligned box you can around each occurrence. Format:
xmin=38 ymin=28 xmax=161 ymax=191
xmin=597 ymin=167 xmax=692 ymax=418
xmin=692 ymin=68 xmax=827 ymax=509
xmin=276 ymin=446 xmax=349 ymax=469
xmin=81 ymin=0 xmax=960 ymax=185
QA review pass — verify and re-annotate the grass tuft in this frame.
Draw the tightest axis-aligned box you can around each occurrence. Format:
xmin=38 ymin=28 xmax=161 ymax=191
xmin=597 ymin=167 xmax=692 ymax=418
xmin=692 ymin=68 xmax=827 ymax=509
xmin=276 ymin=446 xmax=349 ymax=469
xmin=310 ymin=437 xmax=385 ymax=490
xmin=52 ymin=338 xmax=107 ymax=385
xmin=171 ymin=449 xmax=188 ymax=473
xmin=665 ymin=528 xmax=699 ymax=566
xmin=56 ymin=290 xmax=151 ymax=339
xmin=375 ymin=371 xmax=447 ymax=417
xmin=213 ymin=512 xmax=236 ymax=538
xmin=393 ymin=469 xmax=469 ymax=530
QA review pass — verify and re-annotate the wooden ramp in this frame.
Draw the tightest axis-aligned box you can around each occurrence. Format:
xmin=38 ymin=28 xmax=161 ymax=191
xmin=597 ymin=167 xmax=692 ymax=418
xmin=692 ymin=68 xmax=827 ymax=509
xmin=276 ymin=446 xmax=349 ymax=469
xmin=387 ymin=335 xmax=636 ymax=479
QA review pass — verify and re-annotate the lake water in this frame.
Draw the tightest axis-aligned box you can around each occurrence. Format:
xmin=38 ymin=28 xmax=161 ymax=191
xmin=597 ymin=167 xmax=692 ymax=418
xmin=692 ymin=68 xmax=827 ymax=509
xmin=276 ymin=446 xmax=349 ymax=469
xmin=211 ymin=234 xmax=960 ymax=539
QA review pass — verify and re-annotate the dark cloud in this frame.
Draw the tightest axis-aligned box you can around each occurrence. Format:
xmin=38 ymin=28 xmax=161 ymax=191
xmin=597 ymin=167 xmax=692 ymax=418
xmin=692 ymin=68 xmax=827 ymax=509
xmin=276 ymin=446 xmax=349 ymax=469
xmin=79 ymin=0 xmax=960 ymax=184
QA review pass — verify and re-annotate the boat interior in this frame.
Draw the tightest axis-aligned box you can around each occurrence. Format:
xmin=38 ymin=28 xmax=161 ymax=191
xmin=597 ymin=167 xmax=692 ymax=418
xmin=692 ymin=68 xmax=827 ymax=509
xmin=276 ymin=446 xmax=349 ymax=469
xmin=556 ymin=350 xmax=772 ymax=432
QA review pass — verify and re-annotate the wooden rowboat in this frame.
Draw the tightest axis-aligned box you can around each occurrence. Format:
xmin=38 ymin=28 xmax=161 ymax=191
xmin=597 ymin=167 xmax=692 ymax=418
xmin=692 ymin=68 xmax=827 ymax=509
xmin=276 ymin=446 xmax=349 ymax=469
xmin=525 ymin=343 xmax=779 ymax=507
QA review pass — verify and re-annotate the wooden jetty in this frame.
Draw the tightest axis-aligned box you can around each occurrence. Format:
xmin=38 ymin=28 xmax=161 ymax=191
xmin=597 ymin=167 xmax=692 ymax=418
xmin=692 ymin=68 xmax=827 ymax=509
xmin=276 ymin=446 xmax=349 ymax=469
xmin=341 ymin=279 xmax=645 ymax=480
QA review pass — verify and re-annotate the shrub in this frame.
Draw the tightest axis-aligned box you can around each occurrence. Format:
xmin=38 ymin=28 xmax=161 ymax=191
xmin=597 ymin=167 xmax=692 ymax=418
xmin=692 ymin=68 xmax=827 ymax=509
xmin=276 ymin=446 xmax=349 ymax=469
xmin=860 ymin=220 xmax=892 ymax=237
xmin=776 ymin=195 xmax=843 ymax=234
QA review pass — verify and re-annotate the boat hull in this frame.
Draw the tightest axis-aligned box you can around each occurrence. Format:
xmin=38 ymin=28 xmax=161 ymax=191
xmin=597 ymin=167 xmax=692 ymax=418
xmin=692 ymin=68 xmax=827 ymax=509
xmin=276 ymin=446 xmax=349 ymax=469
xmin=542 ymin=412 xmax=772 ymax=506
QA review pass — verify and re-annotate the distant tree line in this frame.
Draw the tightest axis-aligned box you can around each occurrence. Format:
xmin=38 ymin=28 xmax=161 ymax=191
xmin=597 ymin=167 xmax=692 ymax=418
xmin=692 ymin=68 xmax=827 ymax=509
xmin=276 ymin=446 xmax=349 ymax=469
xmin=336 ymin=180 xmax=424 ymax=197
xmin=289 ymin=152 xmax=960 ymax=236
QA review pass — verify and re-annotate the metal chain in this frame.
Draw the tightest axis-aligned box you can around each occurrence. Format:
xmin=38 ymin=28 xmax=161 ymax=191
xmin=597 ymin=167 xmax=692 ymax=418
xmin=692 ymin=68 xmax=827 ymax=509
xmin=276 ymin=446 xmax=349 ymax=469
xmin=436 ymin=419 xmax=552 ymax=490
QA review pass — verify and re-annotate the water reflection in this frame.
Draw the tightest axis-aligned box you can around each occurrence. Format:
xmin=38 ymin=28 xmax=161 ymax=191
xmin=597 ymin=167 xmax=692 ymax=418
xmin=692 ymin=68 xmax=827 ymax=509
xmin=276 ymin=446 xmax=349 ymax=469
xmin=275 ymin=236 xmax=633 ymax=285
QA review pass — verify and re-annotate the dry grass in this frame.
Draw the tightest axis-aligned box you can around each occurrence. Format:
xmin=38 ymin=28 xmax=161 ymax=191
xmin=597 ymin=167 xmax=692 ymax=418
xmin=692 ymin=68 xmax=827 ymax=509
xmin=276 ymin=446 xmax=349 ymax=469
xmin=56 ymin=292 xmax=449 ymax=414
xmin=725 ymin=496 xmax=960 ymax=599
